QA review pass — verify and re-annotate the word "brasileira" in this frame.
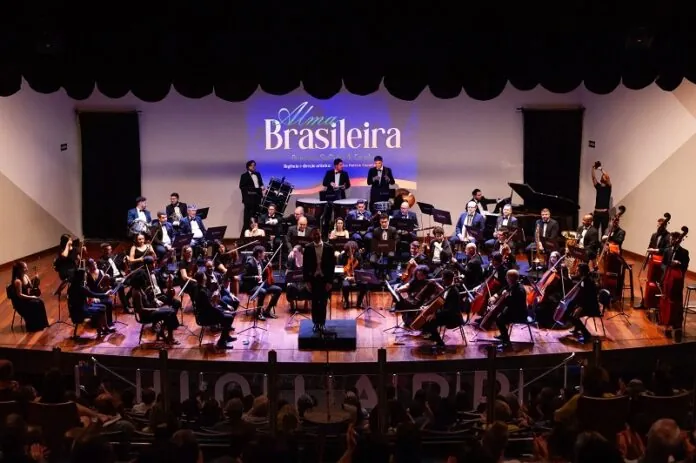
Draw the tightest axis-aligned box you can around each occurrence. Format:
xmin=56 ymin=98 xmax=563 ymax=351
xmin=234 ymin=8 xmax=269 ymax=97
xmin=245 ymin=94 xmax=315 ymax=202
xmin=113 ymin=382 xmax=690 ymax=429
xmin=265 ymin=101 xmax=402 ymax=150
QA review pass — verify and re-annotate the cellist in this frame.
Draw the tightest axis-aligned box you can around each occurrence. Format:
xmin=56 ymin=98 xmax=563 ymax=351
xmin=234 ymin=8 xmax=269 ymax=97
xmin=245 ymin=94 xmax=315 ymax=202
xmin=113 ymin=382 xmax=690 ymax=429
xmin=659 ymin=229 xmax=690 ymax=334
xmin=533 ymin=251 xmax=568 ymax=327
xmin=566 ymin=263 xmax=601 ymax=344
xmin=338 ymin=241 xmax=368 ymax=309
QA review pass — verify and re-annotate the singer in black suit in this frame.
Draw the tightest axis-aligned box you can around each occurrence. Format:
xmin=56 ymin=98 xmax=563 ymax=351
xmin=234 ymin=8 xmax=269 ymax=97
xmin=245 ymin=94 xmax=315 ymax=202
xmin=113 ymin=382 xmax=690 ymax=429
xmin=577 ymin=214 xmax=600 ymax=261
xmin=239 ymin=160 xmax=264 ymax=237
xmin=367 ymin=155 xmax=395 ymax=211
xmin=303 ymin=228 xmax=336 ymax=331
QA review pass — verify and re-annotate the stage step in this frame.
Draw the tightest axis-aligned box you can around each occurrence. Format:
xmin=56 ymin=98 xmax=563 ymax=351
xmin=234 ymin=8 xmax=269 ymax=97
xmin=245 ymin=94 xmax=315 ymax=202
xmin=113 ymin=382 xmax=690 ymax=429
xmin=298 ymin=319 xmax=357 ymax=351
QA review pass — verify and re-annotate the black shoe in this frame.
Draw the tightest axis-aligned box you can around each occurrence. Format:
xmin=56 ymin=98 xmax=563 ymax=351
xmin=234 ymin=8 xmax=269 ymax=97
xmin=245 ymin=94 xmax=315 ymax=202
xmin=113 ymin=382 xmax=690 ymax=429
xmin=312 ymin=324 xmax=319 ymax=332
xmin=265 ymin=310 xmax=278 ymax=319
xmin=226 ymin=336 xmax=237 ymax=342
xmin=496 ymin=341 xmax=512 ymax=351
xmin=216 ymin=341 xmax=234 ymax=349
xmin=257 ymin=313 xmax=266 ymax=321
xmin=578 ymin=335 xmax=593 ymax=344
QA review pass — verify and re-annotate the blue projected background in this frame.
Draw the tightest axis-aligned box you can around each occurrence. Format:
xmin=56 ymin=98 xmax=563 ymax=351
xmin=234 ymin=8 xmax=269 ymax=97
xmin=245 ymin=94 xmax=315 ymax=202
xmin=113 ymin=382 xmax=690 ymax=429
xmin=246 ymin=93 xmax=418 ymax=194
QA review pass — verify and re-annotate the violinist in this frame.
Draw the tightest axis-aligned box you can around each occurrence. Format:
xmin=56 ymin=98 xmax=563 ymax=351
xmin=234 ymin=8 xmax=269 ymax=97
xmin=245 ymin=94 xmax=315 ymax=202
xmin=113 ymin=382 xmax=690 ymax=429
xmin=203 ymin=259 xmax=239 ymax=311
xmin=151 ymin=212 xmax=175 ymax=259
xmin=8 ymin=261 xmax=49 ymax=332
xmin=303 ymin=228 xmax=336 ymax=333
xmin=491 ymin=269 xmax=528 ymax=349
xmin=427 ymin=227 xmax=452 ymax=267
xmin=660 ymin=230 xmax=690 ymax=332
xmin=129 ymin=272 xmax=180 ymax=345
xmin=165 ymin=192 xmax=187 ymax=228
xmin=85 ymin=259 xmax=115 ymax=330
xmin=179 ymin=205 xmax=207 ymax=257
xmin=66 ymin=269 xmax=111 ymax=338
xmin=286 ymin=245 xmax=309 ymax=310
xmin=647 ymin=217 xmax=671 ymax=256
xmin=98 ymin=243 xmax=130 ymax=311
xmin=211 ymin=240 xmax=242 ymax=292
xmin=129 ymin=233 xmax=156 ymax=270
xmin=149 ymin=257 xmax=182 ymax=310
xmin=484 ymin=204 xmax=518 ymax=253
xmin=194 ymin=272 xmax=236 ymax=349
xmin=242 ymin=246 xmax=282 ymax=320
xmin=567 ymin=263 xmax=601 ymax=343
xmin=339 ymin=241 xmax=368 ymax=309
xmin=420 ymin=270 xmax=463 ymax=348
xmin=454 ymin=243 xmax=484 ymax=288
xmin=392 ymin=241 xmax=427 ymax=288
xmin=177 ymin=245 xmax=199 ymax=302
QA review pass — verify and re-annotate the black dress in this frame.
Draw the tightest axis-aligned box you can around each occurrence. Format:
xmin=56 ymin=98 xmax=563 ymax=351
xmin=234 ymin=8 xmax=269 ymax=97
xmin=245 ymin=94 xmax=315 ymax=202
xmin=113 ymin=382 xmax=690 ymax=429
xmin=9 ymin=280 xmax=49 ymax=332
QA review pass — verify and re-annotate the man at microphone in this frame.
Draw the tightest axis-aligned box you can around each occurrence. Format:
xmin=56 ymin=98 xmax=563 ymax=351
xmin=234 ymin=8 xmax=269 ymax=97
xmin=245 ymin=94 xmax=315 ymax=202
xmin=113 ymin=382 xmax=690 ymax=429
xmin=367 ymin=156 xmax=395 ymax=212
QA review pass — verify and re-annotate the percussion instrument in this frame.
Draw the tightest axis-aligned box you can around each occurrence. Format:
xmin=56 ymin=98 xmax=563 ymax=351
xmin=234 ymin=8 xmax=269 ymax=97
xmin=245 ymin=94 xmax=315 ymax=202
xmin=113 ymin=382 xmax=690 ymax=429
xmin=373 ymin=201 xmax=390 ymax=212
xmin=296 ymin=198 xmax=327 ymax=221
xmin=562 ymin=231 xmax=578 ymax=248
xmin=333 ymin=198 xmax=359 ymax=219
xmin=410 ymin=290 xmax=445 ymax=330
xmin=261 ymin=177 xmax=294 ymax=214
xmin=129 ymin=219 xmax=150 ymax=236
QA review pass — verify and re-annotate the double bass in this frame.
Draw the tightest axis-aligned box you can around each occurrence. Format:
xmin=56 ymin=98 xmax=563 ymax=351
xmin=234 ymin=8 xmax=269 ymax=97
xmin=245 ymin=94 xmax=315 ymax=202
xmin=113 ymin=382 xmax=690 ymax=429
xmin=658 ymin=226 xmax=689 ymax=330
xmin=637 ymin=212 xmax=671 ymax=309
xmin=598 ymin=205 xmax=626 ymax=298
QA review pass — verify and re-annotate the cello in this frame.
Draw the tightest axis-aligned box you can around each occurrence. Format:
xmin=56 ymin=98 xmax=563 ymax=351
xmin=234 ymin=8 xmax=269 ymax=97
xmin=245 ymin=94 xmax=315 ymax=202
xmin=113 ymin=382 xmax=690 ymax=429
xmin=597 ymin=206 xmax=626 ymax=299
xmin=658 ymin=226 xmax=689 ymax=330
xmin=469 ymin=264 xmax=503 ymax=315
xmin=637 ymin=212 xmax=671 ymax=309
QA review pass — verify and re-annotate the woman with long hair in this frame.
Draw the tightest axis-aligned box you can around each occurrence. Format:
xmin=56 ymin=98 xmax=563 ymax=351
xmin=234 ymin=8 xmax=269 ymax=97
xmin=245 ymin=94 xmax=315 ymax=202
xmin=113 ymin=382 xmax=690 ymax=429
xmin=9 ymin=262 xmax=49 ymax=332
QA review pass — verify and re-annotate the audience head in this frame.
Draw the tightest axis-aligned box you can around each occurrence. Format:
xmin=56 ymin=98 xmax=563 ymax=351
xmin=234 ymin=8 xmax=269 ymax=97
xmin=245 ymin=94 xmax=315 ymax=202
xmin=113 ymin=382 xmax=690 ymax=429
xmin=224 ymin=398 xmax=244 ymax=422
xmin=646 ymin=418 xmax=682 ymax=462
xmin=170 ymin=429 xmax=203 ymax=463
xmin=482 ymin=421 xmax=508 ymax=461
xmin=574 ymin=431 xmax=623 ymax=463
xmin=0 ymin=360 xmax=14 ymax=383
xmin=582 ymin=366 xmax=609 ymax=397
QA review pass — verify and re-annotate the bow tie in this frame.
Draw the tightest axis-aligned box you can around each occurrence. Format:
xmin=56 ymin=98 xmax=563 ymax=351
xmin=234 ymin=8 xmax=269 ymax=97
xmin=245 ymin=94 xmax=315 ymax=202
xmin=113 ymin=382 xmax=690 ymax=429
xmin=314 ymin=242 xmax=323 ymax=247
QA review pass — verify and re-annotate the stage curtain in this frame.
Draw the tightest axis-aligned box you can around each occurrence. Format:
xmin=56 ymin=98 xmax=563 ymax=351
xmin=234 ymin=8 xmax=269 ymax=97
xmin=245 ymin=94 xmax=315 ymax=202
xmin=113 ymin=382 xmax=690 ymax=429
xmin=522 ymin=108 xmax=583 ymax=229
xmin=79 ymin=111 xmax=141 ymax=240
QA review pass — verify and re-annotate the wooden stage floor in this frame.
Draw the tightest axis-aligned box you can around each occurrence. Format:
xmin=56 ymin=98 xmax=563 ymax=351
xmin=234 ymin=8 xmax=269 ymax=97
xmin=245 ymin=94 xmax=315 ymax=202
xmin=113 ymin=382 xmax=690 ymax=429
xmin=0 ymin=249 xmax=690 ymax=366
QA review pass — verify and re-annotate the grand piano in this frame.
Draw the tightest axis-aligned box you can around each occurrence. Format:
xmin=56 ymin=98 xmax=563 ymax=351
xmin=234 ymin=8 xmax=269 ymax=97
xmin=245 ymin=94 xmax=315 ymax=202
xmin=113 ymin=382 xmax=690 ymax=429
xmin=482 ymin=182 xmax=580 ymax=243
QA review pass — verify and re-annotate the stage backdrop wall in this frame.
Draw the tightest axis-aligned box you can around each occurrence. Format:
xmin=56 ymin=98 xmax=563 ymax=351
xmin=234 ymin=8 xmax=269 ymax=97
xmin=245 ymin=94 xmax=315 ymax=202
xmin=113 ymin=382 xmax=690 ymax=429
xmin=0 ymin=85 xmax=80 ymax=265
xmin=580 ymin=82 xmax=696 ymax=270
xmin=76 ymin=86 xmax=582 ymax=238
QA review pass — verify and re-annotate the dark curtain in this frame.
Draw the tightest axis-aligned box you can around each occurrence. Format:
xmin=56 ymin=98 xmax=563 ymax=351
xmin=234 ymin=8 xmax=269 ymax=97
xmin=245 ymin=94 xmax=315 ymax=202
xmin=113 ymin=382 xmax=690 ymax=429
xmin=523 ymin=108 xmax=583 ymax=229
xmin=79 ymin=112 xmax=141 ymax=240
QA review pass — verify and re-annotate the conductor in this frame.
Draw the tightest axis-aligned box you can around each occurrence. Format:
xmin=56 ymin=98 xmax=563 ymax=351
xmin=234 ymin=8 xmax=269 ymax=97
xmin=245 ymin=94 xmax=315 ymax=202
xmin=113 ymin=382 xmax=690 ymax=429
xmin=303 ymin=228 xmax=336 ymax=333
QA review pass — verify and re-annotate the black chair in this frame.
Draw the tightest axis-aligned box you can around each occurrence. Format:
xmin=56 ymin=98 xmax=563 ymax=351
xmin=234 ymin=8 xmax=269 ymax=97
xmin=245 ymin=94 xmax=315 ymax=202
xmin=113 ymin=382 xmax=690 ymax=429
xmin=636 ymin=391 xmax=692 ymax=430
xmin=439 ymin=317 xmax=469 ymax=346
xmin=193 ymin=306 xmax=220 ymax=347
xmin=577 ymin=395 xmax=630 ymax=441
xmin=5 ymin=284 xmax=23 ymax=331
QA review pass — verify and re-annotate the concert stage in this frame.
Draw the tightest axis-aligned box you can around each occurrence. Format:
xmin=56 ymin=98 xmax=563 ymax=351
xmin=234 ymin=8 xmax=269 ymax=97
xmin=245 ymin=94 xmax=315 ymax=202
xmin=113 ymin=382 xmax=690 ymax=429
xmin=0 ymin=248 xmax=694 ymax=375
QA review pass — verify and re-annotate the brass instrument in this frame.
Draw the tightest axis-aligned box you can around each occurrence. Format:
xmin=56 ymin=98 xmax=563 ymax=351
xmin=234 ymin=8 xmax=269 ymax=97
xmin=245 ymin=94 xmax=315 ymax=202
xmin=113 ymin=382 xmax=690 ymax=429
xmin=169 ymin=205 xmax=183 ymax=225
xmin=534 ymin=222 xmax=545 ymax=267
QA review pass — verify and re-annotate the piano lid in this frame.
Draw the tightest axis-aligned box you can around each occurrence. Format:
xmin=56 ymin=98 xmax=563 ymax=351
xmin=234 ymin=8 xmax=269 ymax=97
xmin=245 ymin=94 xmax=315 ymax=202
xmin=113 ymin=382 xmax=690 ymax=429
xmin=508 ymin=182 xmax=579 ymax=212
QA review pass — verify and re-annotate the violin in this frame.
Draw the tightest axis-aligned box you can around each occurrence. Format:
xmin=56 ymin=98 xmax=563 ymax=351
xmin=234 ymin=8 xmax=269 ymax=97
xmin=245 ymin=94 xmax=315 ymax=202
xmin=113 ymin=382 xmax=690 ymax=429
xmin=344 ymin=253 xmax=358 ymax=279
xmin=29 ymin=265 xmax=41 ymax=297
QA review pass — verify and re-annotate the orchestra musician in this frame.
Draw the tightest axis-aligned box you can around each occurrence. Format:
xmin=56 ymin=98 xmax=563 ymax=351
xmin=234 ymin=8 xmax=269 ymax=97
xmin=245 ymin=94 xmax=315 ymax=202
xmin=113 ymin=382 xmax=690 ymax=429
xmin=367 ymin=156 xmax=395 ymax=211
xmin=129 ymin=233 xmax=156 ymax=270
xmin=85 ymin=259 xmax=115 ymax=330
xmin=179 ymin=205 xmax=207 ymax=257
xmin=329 ymin=217 xmax=350 ymax=242
xmin=177 ymin=245 xmax=199 ymax=302
xmin=127 ymin=197 xmax=151 ymax=237
xmin=129 ymin=272 xmax=180 ymax=345
xmin=370 ymin=214 xmax=399 ymax=278
xmin=394 ymin=265 xmax=432 ymax=326
xmin=346 ymin=200 xmax=373 ymax=248
xmin=148 ymin=257 xmax=182 ymax=310
xmin=567 ymin=263 xmax=601 ymax=343
xmin=242 ymin=246 xmax=282 ymax=320
xmin=454 ymin=243 xmax=484 ymax=288
xmin=470 ymin=188 xmax=498 ymax=215
xmin=484 ymin=204 xmax=518 ymax=253
xmin=526 ymin=208 xmax=559 ymax=267
xmin=244 ymin=217 xmax=266 ymax=238
xmin=391 ymin=202 xmax=419 ymax=244
xmin=427 ymin=227 xmax=453 ymax=267
xmin=339 ymin=241 xmax=368 ymax=309
xmin=166 ymin=192 xmax=187 ymax=228
xmin=450 ymin=201 xmax=485 ymax=248
xmin=151 ymin=212 xmax=175 ymax=259
xmin=98 ymin=243 xmax=129 ymax=311
xmin=602 ymin=219 xmax=626 ymax=250
xmin=303 ymin=228 xmax=336 ymax=333
xmin=391 ymin=241 xmax=427 ymax=288
xmin=286 ymin=217 xmax=312 ymax=252
xmin=194 ymin=271 xmax=237 ymax=349
xmin=591 ymin=162 xmax=612 ymax=236
xmin=491 ymin=269 xmax=528 ymax=349
xmin=203 ymin=259 xmax=239 ymax=310
xmin=534 ymin=251 xmax=568 ymax=327
xmin=322 ymin=158 xmax=351 ymax=230
xmin=259 ymin=203 xmax=283 ymax=250
xmin=54 ymin=234 xmax=78 ymax=281
xmin=9 ymin=261 xmax=49 ymax=332
xmin=211 ymin=241 xmax=242 ymax=295
xmin=285 ymin=245 xmax=309 ymax=311
xmin=577 ymin=214 xmax=600 ymax=262
xmin=660 ymin=230 xmax=690 ymax=331
xmin=420 ymin=270 xmax=463 ymax=348
xmin=66 ymin=269 xmax=110 ymax=338
xmin=239 ymin=160 xmax=264 ymax=237
xmin=648 ymin=217 xmax=671 ymax=256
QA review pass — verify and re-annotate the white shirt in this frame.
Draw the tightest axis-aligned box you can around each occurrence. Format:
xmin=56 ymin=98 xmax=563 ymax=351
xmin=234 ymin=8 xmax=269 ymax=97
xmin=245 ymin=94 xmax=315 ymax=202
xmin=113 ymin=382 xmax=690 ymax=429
xmin=190 ymin=218 xmax=203 ymax=239
xmin=249 ymin=171 xmax=259 ymax=189
xmin=477 ymin=202 xmax=485 ymax=215
xmin=150 ymin=273 xmax=161 ymax=296
xmin=502 ymin=217 xmax=509 ymax=227
xmin=381 ymin=229 xmax=388 ymax=240
xmin=161 ymin=225 xmax=171 ymax=245
xmin=579 ymin=227 xmax=588 ymax=247
xmin=137 ymin=209 xmax=146 ymax=222
xmin=108 ymin=258 xmax=121 ymax=278
xmin=542 ymin=222 xmax=548 ymax=237
xmin=314 ymin=243 xmax=324 ymax=277
xmin=298 ymin=229 xmax=306 ymax=237
xmin=266 ymin=215 xmax=278 ymax=225
xmin=377 ymin=169 xmax=382 ymax=180
xmin=432 ymin=241 xmax=443 ymax=263
xmin=334 ymin=172 xmax=341 ymax=187
xmin=255 ymin=259 xmax=262 ymax=276
xmin=173 ymin=206 xmax=182 ymax=225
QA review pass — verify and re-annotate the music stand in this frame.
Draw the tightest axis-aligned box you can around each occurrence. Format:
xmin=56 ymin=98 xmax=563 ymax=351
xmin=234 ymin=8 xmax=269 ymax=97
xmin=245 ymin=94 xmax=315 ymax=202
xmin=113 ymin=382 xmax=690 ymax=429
xmin=432 ymin=208 xmax=452 ymax=228
xmin=195 ymin=207 xmax=210 ymax=220
xmin=417 ymin=202 xmax=434 ymax=238
xmin=236 ymin=281 xmax=268 ymax=338
xmin=284 ymin=270 xmax=310 ymax=326
xmin=329 ymin=237 xmax=348 ymax=249
xmin=205 ymin=226 xmax=226 ymax=243
xmin=382 ymin=281 xmax=416 ymax=335
xmin=172 ymin=233 xmax=193 ymax=250
xmin=392 ymin=217 xmax=416 ymax=234
xmin=346 ymin=218 xmax=369 ymax=235
xmin=354 ymin=269 xmax=385 ymax=320
xmin=291 ymin=235 xmax=312 ymax=248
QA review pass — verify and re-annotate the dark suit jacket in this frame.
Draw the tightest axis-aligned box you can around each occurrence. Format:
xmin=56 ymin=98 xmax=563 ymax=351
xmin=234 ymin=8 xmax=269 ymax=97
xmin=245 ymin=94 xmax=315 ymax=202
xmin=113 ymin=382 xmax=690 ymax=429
xmin=456 ymin=254 xmax=483 ymax=287
xmin=242 ymin=256 xmax=265 ymax=292
xmin=346 ymin=209 xmax=373 ymax=222
xmin=180 ymin=216 xmax=207 ymax=238
xmin=259 ymin=213 xmax=282 ymax=235
xmin=427 ymin=239 xmax=452 ymax=265
xmin=577 ymin=225 xmax=600 ymax=253
xmin=440 ymin=285 xmax=464 ymax=327
xmin=127 ymin=208 xmax=152 ymax=227
xmin=303 ymin=242 xmax=336 ymax=285
xmin=649 ymin=230 xmax=670 ymax=254
xmin=391 ymin=211 xmax=418 ymax=227
xmin=367 ymin=166 xmax=395 ymax=202
xmin=663 ymin=246 xmax=690 ymax=274
xmin=455 ymin=213 xmax=485 ymax=237
xmin=370 ymin=226 xmax=399 ymax=251
xmin=285 ymin=226 xmax=313 ymax=251
xmin=321 ymin=170 xmax=351 ymax=200
xmin=239 ymin=171 xmax=264 ymax=204
xmin=470 ymin=197 xmax=498 ymax=213
xmin=165 ymin=202 xmax=188 ymax=223
xmin=502 ymin=282 xmax=528 ymax=323
xmin=535 ymin=219 xmax=560 ymax=243
xmin=608 ymin=226 xmax=626 ymax=247
xmin=495 ymin=215 xmax=519 ymax=233
xmin=151 ymin=222 xmax=176 ymax=247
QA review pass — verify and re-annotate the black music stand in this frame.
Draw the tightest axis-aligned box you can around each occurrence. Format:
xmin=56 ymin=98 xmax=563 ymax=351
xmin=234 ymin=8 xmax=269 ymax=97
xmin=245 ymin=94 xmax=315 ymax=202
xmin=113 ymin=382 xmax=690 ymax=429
xmin=205 ymin=226 xmax=226 ymax=243
xmin=382 ymin=281 xmax=416 ymax=336
xmin=291 ymin=235 xmax=312 ymax=248
xmin=346 ymin=218 xmax=369 ymax=235
xmin=432 ymin=208 xmax=452 ymax=229
xmin=392 ymin=217 xmax=416 ymax=234
xmin=354 ymin=269 xmax=385 ymax=320
xmin=284 ymin=270 xmax=310 ymax=326
xmin=417 ymin=202 xmax=434 ymax=237
xmin=195 ymin=207 xmax=210 ymax=220
xmin=329 ymin=237 xmax=348 ymax=249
